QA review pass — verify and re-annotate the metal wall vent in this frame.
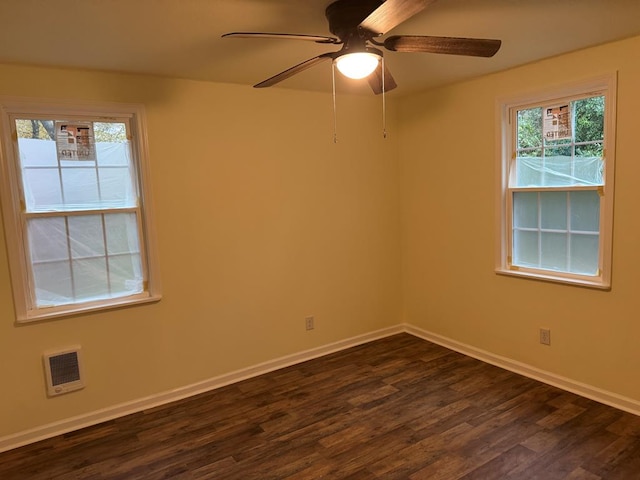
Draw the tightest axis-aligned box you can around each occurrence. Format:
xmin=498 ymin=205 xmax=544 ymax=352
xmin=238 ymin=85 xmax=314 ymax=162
xmin=43 ymin=346 xmax=85 ymax=396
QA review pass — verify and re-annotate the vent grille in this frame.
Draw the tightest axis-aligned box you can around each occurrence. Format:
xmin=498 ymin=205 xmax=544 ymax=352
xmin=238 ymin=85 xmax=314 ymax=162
xmin=43 ymin=347 xmax=85 ymax=396
xmin=49 ymin=352 xmax=81 ymax=386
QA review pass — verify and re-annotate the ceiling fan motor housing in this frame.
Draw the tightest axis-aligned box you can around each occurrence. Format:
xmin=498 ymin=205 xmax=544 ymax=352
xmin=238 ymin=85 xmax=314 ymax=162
xmin=325 ymin=0 xmax=384 ymax=39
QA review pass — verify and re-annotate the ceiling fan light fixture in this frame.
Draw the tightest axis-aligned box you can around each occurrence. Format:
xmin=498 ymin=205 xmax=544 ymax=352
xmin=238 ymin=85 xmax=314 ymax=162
xmin=335 ymin=52 xmax=380 ymax=79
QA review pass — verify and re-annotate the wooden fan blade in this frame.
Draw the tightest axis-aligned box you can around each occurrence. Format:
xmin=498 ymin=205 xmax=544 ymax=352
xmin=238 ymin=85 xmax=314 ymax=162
xmin=360 ymin=0 xmax=437 ymax=35
xmin=222 ymin=32 xmax=339 ymax=44
xmin=384 ymin=35 xmax=501 ymax=57
xmin=254 ymin=54 xmax=335 ymax=88
xmin=367 ymin=62 xmax=398 ymax=95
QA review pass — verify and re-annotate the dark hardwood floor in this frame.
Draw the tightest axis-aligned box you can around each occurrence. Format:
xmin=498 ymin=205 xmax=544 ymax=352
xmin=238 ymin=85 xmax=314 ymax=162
xmin=2 ymin=333 xmax=640 ymax=479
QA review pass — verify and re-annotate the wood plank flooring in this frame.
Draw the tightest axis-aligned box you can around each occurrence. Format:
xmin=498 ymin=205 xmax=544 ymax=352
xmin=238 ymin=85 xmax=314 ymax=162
xmin=2 ymin=333 xmax=640 ymax=479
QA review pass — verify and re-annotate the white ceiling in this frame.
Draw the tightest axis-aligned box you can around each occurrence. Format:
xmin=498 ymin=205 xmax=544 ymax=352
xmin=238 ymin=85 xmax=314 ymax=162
xmin=1 ymin=0 xmax=640 ymax=97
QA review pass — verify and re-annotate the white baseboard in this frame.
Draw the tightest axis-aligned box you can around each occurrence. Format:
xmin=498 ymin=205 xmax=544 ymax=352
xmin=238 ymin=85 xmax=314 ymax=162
xmin=404 ymin=324 xmax=640 ymax=417
xmin=3 ymin=322 xmax=639 ymax=454
xmin=0 ymin=325 xmax=403 ymax=454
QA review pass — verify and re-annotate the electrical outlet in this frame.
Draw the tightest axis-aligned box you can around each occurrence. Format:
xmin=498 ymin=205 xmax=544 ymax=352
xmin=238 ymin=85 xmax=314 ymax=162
xmin=539 ymin=328 xmax=551 ymax=346
xmin=305 ymin=316 xmax=314 ymax=331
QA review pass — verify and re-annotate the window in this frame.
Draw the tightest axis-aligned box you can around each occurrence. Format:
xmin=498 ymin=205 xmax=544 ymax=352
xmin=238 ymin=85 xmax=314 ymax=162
xmin=496 ymin=75 xmax=616 ymax=288
xmin=0 ymin=99 xmax=161 ymax=322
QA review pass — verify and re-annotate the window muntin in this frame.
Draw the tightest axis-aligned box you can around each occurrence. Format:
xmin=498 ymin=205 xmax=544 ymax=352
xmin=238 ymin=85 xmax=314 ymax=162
xmin=0 ymin=101 xmax=160 ymax=321
xmin=497 ymin=76 xmax=615 ymax=288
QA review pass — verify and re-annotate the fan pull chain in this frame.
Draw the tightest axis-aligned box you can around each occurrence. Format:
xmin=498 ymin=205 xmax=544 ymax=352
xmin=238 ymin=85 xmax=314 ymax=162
xmin=382 ymin=56 xmax=387 ymax=139
xmin=332 ymin=62 xmax=338 ymax=143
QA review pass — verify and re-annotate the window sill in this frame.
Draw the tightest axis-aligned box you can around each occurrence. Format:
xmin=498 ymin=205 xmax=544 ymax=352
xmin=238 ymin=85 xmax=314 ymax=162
xmin=15 ymin=293 xmax=162 ymax=324
xmin=495 ymin=267 xmax=610 ymax=290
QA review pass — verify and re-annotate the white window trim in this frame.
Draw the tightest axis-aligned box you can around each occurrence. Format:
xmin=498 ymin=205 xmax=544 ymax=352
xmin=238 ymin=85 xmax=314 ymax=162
xmin=0 ymin=97 xmax=161 ymax=322
xmin=495 ymin=73 xmax=617 ymax=289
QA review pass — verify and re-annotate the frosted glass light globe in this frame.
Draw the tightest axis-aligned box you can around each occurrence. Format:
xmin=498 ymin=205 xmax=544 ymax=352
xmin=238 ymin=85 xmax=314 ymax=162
xmin=335 ymin=52 xmax=380 ymax=79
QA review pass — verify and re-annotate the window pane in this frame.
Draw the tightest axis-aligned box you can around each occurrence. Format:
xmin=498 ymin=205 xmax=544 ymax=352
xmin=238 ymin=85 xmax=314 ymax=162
xmin=515 ymin=95 xmax=605 ymax=188
xmin=574 ymin=96 xmax=604 ymax=143
xmin=61 ymin=167 xmax=100 ymax=207
xmin=33 ymin=261 xmax=73 ymax=307
xmin=15 ymin=119 xmax=56 ymax=142
xmin=540 ymin=191 xmax=567 ymax=230
xmin=544 ymin=137 xmax=572 ymax=148
xmin=98 ymin=167 xmax=136 ymax=206
xmin=513 ymin=192 xmax=538 ymax=228
xmin=575 ymin=143 xmax=603 ymax=158
xmin=72 ymin=257 xmax=109 ymax=301
xmin=516 ymin=154 xmax=604 ymax=187
xmin=26 ymin=212 xmax=146 ymax=308
xmin=570 ymin=191 xmax=600 ymax=232
xmin=109 ymin=254 xmax=143 ymax=296
xmin=27 ymin=217 xmax=68 ymax=262
xmin=570 ymin=234 xmax=599 ymax=275
xmin=540 ymin=232 xmax=567 ymax=271
xmin=513 ymin=230 xmax=538 ymax=267
xmin=22 ymin=168 xmax=63 ymax=211
xmin=17 ymin=137 xmax=57 ymax=167
xmin=96 ymin=141 xmax=130 ymax=166
xmin=94 ymin=122 xmax=127 ymax=144
xmin=573 ymin=153 xmax=603 ymax=185
xmin=17 ymin=123 xmax=137 ymax=212
xmin=68 ymin=215 xmax=105 ymax=259
xmin=105 ymin=213 xmax=140 ymax=254
xmin=539 ymin=154 xmax=573 ymax=187
xmin=515 ymin=153 xmax=543 ymax=186
xmin=512 ymin=189 xmax=601 ymax=275
xmin=517 ymin=108 xmax=542 ymax=149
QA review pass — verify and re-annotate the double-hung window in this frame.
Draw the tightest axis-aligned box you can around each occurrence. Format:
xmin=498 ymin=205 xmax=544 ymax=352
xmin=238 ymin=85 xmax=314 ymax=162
xmin=0 ymin=99 xmax=161 ymax=322
xmin=496 ymin=75 xmax=616 ymax=288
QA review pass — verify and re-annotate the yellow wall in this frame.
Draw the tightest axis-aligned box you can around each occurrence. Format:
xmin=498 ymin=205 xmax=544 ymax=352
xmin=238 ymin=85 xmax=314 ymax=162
xmin=0 ymin=64 xmax=402 ymax=436
xmin=399 ymin=35 xmax=640 ymax=401
xmin=3 ymin=33 xmax=640 ymax=441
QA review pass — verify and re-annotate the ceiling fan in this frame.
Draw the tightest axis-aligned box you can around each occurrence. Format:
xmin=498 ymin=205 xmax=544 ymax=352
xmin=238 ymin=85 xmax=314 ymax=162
xmin=222 ymin=0 xmax=502 ymax=94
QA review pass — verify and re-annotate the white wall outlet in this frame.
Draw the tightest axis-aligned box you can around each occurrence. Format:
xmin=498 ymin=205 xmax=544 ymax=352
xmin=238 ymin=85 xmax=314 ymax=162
xmin=305 ymin=316 xmax=314 ymax=331
xmin=539 ymin=328 xmax=551 ymax=346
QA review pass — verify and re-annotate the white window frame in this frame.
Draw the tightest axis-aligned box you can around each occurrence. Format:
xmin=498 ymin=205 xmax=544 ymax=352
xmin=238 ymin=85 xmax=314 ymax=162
xmin=495 ymin=74 xmax=616 ymax=289
xmin=0 ymin=97 xmax=161 ymax=322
